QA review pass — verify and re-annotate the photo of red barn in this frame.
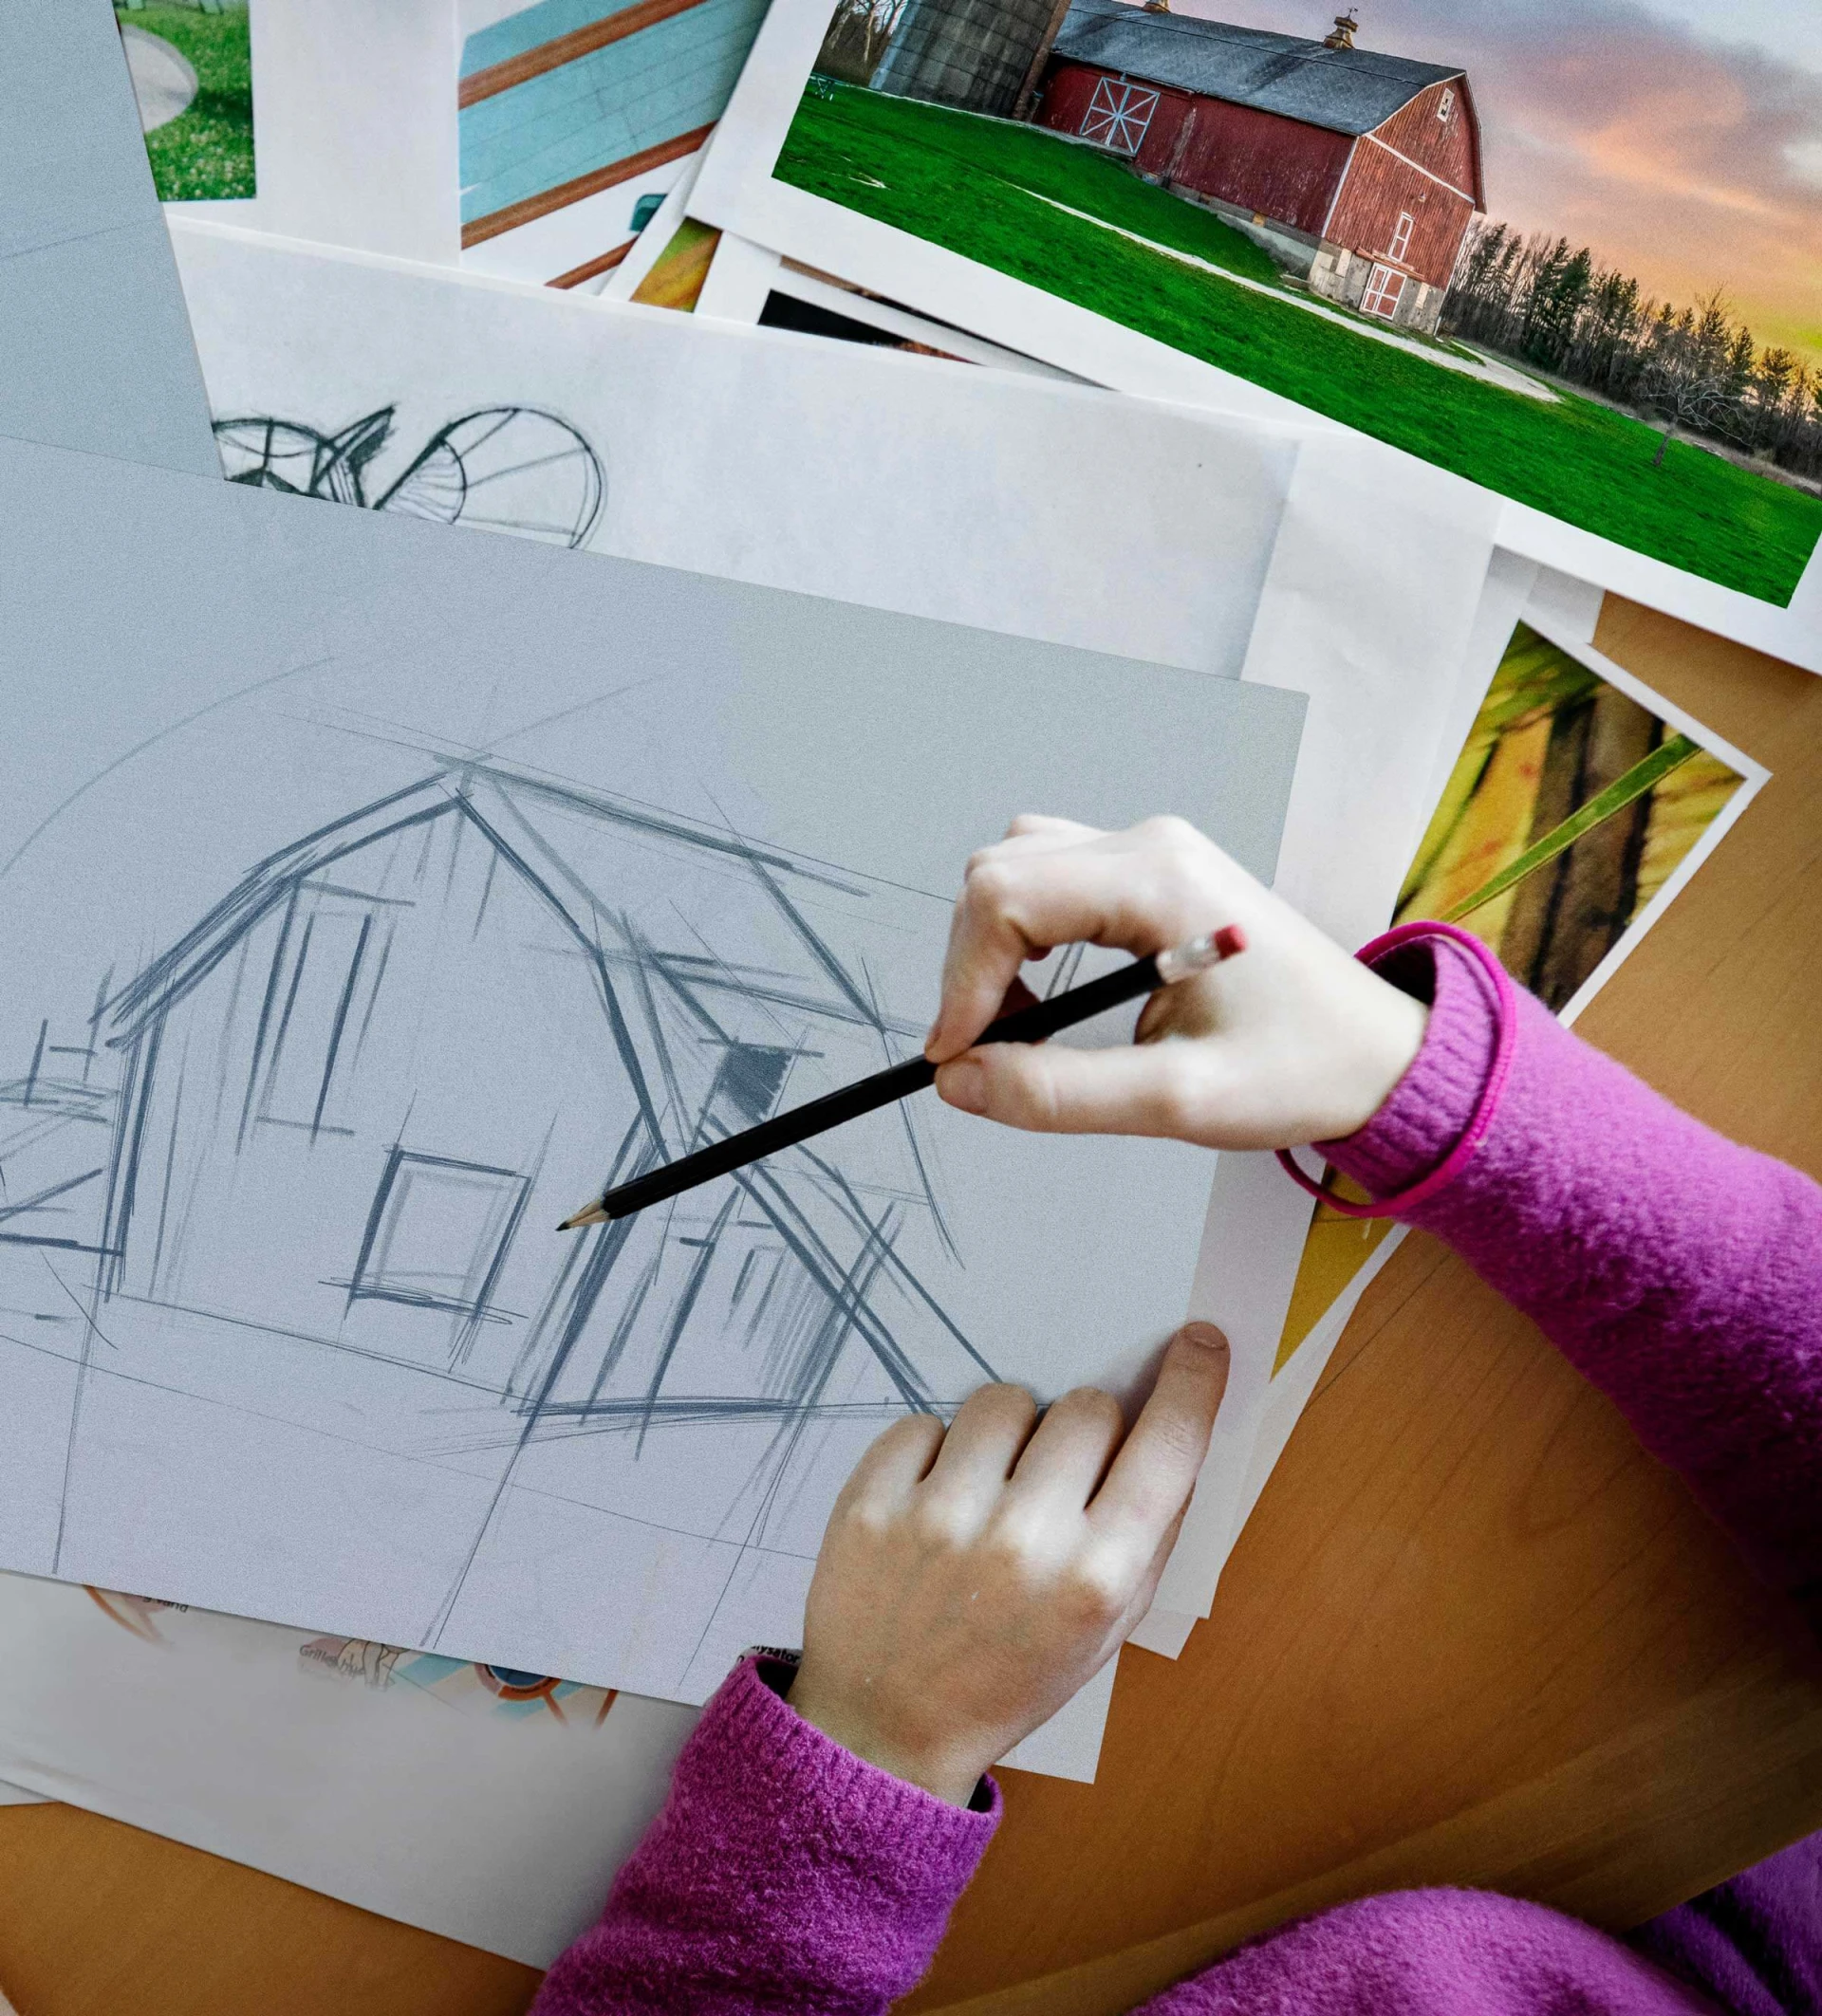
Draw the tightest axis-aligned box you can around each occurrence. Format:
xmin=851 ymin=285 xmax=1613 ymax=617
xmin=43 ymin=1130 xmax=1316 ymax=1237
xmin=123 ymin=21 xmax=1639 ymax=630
xmin=1033 ymin=0 xmax=1483 ymax=331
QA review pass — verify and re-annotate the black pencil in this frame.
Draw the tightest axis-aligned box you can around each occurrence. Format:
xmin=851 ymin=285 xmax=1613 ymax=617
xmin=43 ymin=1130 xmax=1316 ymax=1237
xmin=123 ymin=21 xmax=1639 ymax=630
xmin=557 ymin=923 xmax=1248 ymax=1229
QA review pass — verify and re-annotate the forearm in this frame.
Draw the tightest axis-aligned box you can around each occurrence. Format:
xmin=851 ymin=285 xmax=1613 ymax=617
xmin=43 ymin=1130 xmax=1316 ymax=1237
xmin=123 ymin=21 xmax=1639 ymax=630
xmin=1326 ymin=931 xmax=1822 ymax=1608
xmin=532 ymin=1657 xmax=996 ymax=2016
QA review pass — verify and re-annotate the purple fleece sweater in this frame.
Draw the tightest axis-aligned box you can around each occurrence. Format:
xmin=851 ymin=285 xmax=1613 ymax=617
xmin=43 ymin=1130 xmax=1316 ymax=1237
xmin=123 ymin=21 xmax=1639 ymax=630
xmin=533 ymin=929 xmax=1822 ymax=2016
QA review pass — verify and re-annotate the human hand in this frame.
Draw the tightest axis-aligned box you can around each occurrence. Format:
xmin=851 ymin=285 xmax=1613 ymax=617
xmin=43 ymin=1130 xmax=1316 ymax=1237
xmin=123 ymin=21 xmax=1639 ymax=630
xmin=924 ymin=815 xmax=1427 ymax=1150
xmin=788 ymin=1324 xmax=1230 ymax=1805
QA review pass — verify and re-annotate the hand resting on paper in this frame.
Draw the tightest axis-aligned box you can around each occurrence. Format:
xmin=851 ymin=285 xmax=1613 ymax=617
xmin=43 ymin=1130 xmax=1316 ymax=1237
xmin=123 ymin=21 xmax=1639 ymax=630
xmin=788 ymin=1323 xmax=1229 ymax=1806
xmin=925 ymin=815 xmax=1428 ymax=1149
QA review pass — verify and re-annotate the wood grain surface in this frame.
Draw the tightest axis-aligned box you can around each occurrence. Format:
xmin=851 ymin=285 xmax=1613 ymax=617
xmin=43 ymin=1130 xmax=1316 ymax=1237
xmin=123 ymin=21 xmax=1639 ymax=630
xmin=1 ymin=596 xmax=1817 ymax=2016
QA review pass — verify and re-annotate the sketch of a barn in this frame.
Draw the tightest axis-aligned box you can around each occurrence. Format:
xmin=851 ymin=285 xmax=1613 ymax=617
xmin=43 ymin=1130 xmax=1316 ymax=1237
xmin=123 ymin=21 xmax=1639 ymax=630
xmin=0 ymin=765 xmax=995 ymax=1509
xmin=1035 ymin=0 xmax=1482 ymax=331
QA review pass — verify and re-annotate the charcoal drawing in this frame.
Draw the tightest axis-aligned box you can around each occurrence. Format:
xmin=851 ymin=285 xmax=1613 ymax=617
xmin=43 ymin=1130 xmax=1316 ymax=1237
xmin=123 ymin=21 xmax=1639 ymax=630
xmin=0 ymin=432 xmax=1300 ymax=1699
xmin=1 ymin=755 xmax=997 ymax=1676
xmin=214 ymin=406 xmax=605 ymax=547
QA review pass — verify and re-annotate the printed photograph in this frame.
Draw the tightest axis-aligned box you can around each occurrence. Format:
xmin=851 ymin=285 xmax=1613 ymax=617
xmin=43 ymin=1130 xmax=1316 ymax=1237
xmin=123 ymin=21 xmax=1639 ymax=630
xmin=458 ymin=0 xmax=771 ymax=286
xmin=1272 ymin=618 xmax=1756 ymax=1371
xmin=771 ymin=0 xmax=1822 ymax=604
xmin=117 ymin=0 xmax=255 ymax=201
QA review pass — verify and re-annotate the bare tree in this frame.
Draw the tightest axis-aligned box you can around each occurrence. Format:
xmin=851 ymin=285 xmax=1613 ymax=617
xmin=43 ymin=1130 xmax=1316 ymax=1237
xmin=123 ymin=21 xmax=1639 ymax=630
xmin=1634 ymin=292 xmax=1752 ymax=468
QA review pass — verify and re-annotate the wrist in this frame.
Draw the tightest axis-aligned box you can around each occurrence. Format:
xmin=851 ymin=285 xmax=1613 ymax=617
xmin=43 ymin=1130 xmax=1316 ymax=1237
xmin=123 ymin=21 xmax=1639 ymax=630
xmin=1328 ymin=965 xmax=1429 ymax=1139
xmin=787 ymin=1670 xmax=988 ymax=1807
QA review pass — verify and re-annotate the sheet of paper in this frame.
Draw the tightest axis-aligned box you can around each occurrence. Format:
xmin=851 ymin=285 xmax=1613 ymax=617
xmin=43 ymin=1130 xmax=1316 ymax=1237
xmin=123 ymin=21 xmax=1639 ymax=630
xmin=170 ymin=221 xmax=1297 ymax=673
xmin=1152 ymin=431 xmax=1504 ymax=1618
xmin=457 ymin=0 xmax=769 ymax=288
xmin=170 ymin=0 xmax=460 ymax=263
xmin=685 ymin=0 xmax=1822 ymax=672
xmin=0 ymin=427 xmax=1304 ymax=1708
xmin=0 ymin=0 xmax=217 ymax=476
xmin=0 ymin=1570 xmax=689 ymax=1964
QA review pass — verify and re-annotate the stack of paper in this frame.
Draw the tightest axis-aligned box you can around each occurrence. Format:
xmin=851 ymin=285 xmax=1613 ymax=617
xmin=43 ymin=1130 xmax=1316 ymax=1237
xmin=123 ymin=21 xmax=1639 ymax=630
xmin=0 ymin=0 xmax=1802 ymax=1970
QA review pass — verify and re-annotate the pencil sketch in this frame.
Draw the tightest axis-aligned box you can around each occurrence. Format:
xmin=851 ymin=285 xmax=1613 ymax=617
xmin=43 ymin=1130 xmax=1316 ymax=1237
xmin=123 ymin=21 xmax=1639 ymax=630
xmin=0 ymin=757 xmax=995 ymax=1680
xmin=213 ymin=407 xmax=606 ymax=547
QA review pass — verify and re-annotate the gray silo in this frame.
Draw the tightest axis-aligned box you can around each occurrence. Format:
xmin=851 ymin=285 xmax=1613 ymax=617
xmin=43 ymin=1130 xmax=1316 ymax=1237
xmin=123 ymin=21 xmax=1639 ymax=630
xmin=870 ymin=0 xmax=1068 ymax=114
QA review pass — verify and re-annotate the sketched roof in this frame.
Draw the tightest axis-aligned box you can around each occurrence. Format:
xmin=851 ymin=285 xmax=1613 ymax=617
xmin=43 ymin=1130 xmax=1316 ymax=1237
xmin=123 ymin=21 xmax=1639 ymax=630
xmin=1050 ymin=0 xmax=1463 ymax=136
xmin=102 ymin=762 xmax=914 ymax=1058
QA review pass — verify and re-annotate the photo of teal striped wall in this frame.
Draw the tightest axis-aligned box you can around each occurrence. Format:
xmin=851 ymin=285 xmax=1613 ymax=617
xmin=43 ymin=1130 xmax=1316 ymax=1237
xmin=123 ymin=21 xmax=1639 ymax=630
xmin=460 ymin=0 xmax=772 ymax=246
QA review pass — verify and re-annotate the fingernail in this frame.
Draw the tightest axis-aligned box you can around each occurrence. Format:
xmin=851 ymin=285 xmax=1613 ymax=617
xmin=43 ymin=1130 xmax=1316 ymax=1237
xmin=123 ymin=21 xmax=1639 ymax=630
xmin=939 ymin=1058 xmax=987 ymax=1115
xmin=1176 ymin=1322 xmax=1230 ymax=1359
xmin=923 ymin=1020 xmax=942 ymax=1058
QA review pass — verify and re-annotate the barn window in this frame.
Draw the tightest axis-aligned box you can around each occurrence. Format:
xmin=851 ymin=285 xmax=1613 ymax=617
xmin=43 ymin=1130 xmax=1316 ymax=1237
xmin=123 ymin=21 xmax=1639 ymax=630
xmin=349 ymin=1149 xmax=530 ymax=1319
xmin=1437 ymin=85 xmax=1455 ymax=121
xmin=251 ymin=888 xmax=392 ymax=1138
xmin=1361 ymin=264 xmax=1406 ymax=321
xmin=1387 ymin=212 xmax=1415 ymax=263
xmin=1079 ymin=76 xmax=1161 ymax=157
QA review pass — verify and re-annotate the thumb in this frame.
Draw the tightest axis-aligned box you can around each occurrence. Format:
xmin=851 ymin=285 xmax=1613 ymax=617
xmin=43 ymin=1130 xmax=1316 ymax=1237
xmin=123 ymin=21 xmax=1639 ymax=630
xmin=935 ymin=1040 xmax=1215 ymax=1137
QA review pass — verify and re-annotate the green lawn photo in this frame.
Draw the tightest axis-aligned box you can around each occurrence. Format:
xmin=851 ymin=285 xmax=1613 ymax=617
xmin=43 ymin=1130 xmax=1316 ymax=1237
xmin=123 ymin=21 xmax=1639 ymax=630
xmin=118 ymin=2 xmax=255 ymax=202
xmin=776 ymin=82 xmax=1822 ymax=606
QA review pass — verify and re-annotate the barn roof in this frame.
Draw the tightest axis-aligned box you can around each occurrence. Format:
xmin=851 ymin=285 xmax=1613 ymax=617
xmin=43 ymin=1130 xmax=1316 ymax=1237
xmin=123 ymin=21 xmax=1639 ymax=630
xmin=1050 ymin=0 xmax=1464 ymax=138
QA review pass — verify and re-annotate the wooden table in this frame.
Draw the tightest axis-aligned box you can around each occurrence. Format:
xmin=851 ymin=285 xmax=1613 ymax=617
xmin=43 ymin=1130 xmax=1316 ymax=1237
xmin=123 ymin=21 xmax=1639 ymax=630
xmin=1 ymin=596 xmax=1818 ymax=2016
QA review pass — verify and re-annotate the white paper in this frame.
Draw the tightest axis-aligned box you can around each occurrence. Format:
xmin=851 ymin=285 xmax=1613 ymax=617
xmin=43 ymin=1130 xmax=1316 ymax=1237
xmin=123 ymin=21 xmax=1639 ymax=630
xmin=685 ymin=0 xmax=1822 ymax=673
xmin=764 ymin=266 xmax=1079 ymax=377
xmin=0 ymin=1570 xmax=688 ymax=1964
xmin=171 ymin=221 xmax=1296 ymax=674
xmin=1152 ymin=432 xmax=1504 ymax=1618
xmin=1125 ymin=1604 xmax=1195 ymax=1658
xmin=998 ymin=1654 xmax=1118 ymax=1780
xmin=170 ymin=0 xmax=460 ymax=264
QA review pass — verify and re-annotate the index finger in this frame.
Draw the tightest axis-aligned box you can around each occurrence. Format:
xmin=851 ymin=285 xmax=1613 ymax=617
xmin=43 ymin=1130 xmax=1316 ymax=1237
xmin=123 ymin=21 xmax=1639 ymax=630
xmin=1088 ymin=1323 xmax=1229 ymax=1547
xmin=926 ymin=832 xmax=1185 ymax=1063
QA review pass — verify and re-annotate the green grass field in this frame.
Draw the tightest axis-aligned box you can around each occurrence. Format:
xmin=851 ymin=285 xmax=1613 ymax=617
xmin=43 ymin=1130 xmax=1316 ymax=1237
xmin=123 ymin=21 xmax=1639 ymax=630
xmin=777 ymin=82 xmax=1822 ymax=605
xmin=121 ymin=5 xmax=255 ymax=202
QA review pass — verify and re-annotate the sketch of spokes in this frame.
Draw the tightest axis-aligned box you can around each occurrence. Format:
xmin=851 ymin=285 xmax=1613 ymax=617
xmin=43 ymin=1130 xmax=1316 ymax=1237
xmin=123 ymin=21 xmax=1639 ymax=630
xmin=212 ymin=407 xmax=605 ymax=549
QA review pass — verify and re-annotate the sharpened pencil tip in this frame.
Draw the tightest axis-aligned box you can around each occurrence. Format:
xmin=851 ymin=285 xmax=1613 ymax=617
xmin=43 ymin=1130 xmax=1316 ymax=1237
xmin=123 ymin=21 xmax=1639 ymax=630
xmin=558 ymin=1203 xmax=610 ymax=1230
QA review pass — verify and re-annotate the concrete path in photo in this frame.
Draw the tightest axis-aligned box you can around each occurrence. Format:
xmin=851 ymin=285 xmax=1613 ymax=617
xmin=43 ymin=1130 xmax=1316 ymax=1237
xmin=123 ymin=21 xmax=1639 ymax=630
xmin=121 ymin=25 xmax=198 ymax=133
xmin=1017 ymin=187 xmax=1563 ymax=404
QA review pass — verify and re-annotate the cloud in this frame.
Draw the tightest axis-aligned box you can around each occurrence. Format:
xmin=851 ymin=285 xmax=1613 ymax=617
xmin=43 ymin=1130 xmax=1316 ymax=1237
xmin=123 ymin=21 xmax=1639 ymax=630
xmin=1169 ymin=0 xmax=1822 ymax=355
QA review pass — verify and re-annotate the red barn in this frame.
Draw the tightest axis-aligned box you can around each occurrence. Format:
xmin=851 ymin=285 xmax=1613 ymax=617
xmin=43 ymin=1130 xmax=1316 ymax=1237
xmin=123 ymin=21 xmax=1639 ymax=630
xmin=1034 ymin=0 xmax=1484 ymax=332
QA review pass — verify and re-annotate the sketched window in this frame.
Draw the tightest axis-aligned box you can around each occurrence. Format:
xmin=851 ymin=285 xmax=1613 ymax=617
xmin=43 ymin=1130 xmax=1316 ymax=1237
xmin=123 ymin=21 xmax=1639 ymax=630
xmin=1361 ymin=263 xmax=1405 ymax=320
xmin=253 ymin=889 xmax=388 ymax=1136
xmin=1387 ymin=211 xmax=1415 ymax=263
xmin=1437 ymin=85 xmax=1454 ymax=121
xmin=707 ymin=1044 xmax=797 ymax=1128
xmin=1080 ymin=76 xmax=1160 ymax=157
xmin=350 ymin=1151 xmax=530 ymax=1316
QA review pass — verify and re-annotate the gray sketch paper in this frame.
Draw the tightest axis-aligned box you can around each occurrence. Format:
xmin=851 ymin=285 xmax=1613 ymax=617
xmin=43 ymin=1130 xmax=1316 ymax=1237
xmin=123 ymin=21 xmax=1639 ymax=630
xmin=0 ymin=432 xmax=1304 ymax=1704
xmin=0 ymin=0 xmax=216 ymax=475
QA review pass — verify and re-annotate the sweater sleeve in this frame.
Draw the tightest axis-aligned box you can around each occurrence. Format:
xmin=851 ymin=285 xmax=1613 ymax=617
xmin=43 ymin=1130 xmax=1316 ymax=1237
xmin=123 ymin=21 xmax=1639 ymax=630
xmin=1322 ymin=929 xmax=1822 ymax=1616
xmin=530 ymin=1655 xmax=997 ymax=2016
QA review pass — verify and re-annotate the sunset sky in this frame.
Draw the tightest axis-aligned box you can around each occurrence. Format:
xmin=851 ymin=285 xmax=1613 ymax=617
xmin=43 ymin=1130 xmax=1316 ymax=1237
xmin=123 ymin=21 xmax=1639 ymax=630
xmin=1167 ymin=0 xmax=1822 ymax=362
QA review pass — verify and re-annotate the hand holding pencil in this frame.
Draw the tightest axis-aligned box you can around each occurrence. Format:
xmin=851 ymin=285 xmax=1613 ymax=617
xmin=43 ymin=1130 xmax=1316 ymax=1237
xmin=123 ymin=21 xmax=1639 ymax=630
xmin=564 ymin=814 xmax=1432 ymax=1227
xmin=924 ymin=815 xmax=1429 ymax=1151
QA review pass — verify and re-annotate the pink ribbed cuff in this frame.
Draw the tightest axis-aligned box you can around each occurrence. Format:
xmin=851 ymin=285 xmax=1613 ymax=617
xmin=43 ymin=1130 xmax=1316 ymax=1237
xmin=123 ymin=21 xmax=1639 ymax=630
xmin=718 ymin=1655 xmax=1002 ymax=1834
xmin=1280 ymin=923 xmax=1512 ymax=1214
